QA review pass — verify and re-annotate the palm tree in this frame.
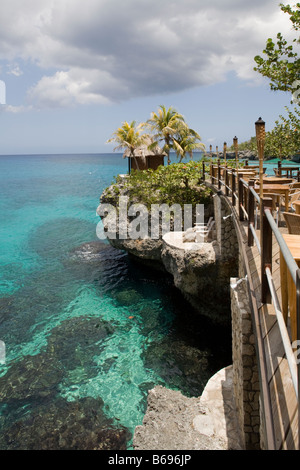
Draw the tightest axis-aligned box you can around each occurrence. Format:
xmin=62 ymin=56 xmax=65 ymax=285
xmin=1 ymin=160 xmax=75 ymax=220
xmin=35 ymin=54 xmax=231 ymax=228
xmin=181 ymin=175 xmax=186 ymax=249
xmin=146 ymin=105 xmax=188 ymax=165
xmin=173 ymin=127 xmax=206 ymax=162
xmin=107 ymin=121 xmax=148 ymax=170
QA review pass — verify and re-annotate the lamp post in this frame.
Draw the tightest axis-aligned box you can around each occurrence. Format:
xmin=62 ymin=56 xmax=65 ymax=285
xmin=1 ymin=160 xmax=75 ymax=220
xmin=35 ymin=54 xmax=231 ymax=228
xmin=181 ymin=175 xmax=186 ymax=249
xmin=223 ymin=142 xmax=227 ymax=166
xmin=255 ymin=117 xmax=266 ymax=202
xmin=233 ymin=136 xmax=238 ymax=169
xmin=210 ymin=144 xmax=212 ymax=162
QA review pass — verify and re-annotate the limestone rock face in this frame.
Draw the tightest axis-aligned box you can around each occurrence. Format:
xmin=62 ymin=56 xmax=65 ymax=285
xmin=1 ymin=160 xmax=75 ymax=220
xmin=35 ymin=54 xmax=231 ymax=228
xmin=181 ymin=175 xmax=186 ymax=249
xmin=105 ymin=235 xmax=163 ymax=261
xmin=97 ymin=184 xmax=235 ymax=322
xmin=133 ymin=385 xmax=226 ymax=450
xmin=161 ymin=233 xmax=218 ymax=297
xmin=133 ymin=366 xmax=243 ymax=450
xmin=159 ymin=232 xmax=232 ymax=322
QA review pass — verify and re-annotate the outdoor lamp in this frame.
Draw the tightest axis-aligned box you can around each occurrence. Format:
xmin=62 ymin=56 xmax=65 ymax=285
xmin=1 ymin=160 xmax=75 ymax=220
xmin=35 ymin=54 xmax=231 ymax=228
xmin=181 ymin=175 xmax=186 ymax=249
xmin=210 ymin=144 xmax=212 ymax=162
xmin=255 ymin=117 xmax=265 ymax=201
xmin=255 ymin=117 xmax=266 ymax=145
xmin=233 ymin=136 xmax=238 ymax=169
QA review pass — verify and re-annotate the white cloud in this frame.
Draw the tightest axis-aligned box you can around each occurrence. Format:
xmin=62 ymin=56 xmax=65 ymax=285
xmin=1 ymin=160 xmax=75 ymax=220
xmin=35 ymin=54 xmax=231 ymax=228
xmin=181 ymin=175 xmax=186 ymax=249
xmin=3 ymin=104 xmax=33 ymax=113
xmin=0 ymin=0 xmax=295 ymax=108
xmin=7 ymin=63 xmax=23 ymax=76
xmin=0 ymin=80 xmax=6 ymax=104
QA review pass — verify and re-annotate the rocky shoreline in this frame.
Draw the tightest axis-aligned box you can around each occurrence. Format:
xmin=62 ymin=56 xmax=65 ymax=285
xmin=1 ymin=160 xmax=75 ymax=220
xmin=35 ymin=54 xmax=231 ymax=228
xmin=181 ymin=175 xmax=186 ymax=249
xmin=133 ymin=365 xmax=243 ymax=450
xmin=97 ymin=182 xmax=241 ymax=450
xmin=97 ymin=183 xmax=235 ymax=323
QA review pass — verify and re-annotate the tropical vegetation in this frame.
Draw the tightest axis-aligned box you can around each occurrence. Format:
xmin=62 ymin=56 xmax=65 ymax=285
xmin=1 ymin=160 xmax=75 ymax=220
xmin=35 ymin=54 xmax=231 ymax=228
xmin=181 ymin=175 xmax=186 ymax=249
xmin=107 ymin=105 xmax=205 ymax=165
xmin=106 ymin=120 xmax=148 ymax=170
xmin=254 ymin=3 xmax=300 ymax=94
xmin=104 ymin=160 xmax=212 ymax=210
xmin=228 ymin=107 xmax=300 ymax=159
xmin=145 ymin=105 xmax=205 ymax=164
xmin=253 ymin=3 xmax=300 ymax=159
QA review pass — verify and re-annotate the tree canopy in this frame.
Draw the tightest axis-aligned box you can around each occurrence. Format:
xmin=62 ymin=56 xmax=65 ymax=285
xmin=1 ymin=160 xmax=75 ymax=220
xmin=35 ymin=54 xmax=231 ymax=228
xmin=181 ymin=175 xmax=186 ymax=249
xmin=106 ymin=120 xmax=147 ymax=156
xmin=145 ymin=105 xmax=205 ymax=164
xmin=254 ymin=3 xmax=300 ymax=94
xmin=107 ymin=105 xmax=205 ymax=165
xmin=253 ymin=3 xmax=300 ymax=158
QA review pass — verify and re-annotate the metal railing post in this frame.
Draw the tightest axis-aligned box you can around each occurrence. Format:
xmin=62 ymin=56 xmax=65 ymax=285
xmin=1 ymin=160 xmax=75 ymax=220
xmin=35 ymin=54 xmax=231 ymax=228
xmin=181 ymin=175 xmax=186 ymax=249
xmin=261 ymin=198 xmax=273 ymax=304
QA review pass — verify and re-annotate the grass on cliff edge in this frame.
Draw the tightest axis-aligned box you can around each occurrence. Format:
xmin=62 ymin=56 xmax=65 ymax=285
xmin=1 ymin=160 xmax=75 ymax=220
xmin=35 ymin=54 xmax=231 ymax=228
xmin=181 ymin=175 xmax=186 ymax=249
xmin=104 ymin=160 xmax=214 ymax=209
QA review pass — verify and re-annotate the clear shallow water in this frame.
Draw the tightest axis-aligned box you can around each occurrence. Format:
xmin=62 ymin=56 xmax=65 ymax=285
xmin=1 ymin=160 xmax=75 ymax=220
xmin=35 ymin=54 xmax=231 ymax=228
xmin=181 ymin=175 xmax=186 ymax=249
xmin=0 ymin=153 xmax=232 ymax=449
xmin=246 ymin=157 xmax=300 ymax=176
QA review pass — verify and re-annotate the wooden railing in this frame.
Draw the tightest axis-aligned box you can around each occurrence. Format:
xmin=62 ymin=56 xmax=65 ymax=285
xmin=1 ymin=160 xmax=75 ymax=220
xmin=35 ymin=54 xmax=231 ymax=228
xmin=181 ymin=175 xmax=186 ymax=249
xmin=204 ymin=160 xmax=300 ymax=449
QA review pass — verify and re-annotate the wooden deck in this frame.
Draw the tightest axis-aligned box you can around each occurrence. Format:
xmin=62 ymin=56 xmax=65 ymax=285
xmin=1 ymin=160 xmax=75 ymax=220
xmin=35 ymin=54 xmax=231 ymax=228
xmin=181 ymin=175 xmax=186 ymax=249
xmin=236 ymin=215 xmax=298 ymax=449
xmin=207 ymin=163 xmax=299 ymax=450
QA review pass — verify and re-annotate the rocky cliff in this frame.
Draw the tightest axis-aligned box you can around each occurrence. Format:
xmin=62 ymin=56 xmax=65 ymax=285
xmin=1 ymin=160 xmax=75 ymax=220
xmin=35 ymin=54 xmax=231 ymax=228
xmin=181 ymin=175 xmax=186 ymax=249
xmin=97 ymin=183 xmax=234 ymax=323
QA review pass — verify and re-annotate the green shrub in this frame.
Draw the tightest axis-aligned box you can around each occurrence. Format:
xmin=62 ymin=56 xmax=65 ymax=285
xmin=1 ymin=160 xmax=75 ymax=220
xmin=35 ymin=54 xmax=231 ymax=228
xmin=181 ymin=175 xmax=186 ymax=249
xmin=107 ymin=161 xmax=212 ymax=209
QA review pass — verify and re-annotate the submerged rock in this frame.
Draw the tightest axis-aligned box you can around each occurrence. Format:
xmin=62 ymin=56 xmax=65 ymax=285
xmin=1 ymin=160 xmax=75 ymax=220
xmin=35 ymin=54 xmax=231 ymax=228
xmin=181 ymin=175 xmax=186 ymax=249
xmin=0 ymin=353 xmax=64 ymax=402
xmin=46 ymin=316 xmax=114 ymax=368
xmin=28 ymin=217 xmax=97 ymax=260
xmin=69 ymin=240 xmax=111 ymax=262
xmin=0 ymin=396 xmax=131 ymax=450
xmin=144 ymin=338 xmax=210 ymax=397
xmin=111 ymin=288 xmax=143 ymax=306
xmin=0 ymin=317 xmax=114 ymax=404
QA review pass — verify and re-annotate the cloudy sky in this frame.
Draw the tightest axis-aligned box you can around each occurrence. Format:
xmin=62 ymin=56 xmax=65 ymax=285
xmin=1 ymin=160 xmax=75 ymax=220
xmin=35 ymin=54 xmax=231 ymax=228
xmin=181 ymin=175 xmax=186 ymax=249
xmin=0 ymin=0 xmax=296 ymax=154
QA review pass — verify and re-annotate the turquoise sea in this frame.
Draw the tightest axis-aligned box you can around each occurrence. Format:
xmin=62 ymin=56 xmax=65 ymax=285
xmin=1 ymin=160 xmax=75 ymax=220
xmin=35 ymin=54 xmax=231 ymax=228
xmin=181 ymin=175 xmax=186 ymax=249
xmin=246 ymin=157 xmax=300 ymax=175
xmin=0 ymin=153 xmax=233 ymax=449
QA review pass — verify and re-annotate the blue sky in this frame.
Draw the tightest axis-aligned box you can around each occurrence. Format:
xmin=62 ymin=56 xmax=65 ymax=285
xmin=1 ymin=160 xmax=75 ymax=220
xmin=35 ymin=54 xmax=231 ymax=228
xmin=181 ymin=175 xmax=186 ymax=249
xmin=0 ymin=0 xmax=296 ymax=155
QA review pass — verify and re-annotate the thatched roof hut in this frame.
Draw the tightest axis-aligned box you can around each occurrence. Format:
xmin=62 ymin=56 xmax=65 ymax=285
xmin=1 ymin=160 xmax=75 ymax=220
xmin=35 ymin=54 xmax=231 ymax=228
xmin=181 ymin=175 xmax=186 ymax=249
xmin=123 ymin=139 xmax=167 ymax=172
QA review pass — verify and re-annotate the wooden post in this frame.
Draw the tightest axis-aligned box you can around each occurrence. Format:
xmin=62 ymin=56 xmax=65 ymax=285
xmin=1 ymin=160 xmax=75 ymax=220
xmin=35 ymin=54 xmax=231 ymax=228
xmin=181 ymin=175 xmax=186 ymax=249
xmin=248 ymin=179 xmax=255 ymax=246
xmin=255 ymin=117 xmax=265 ymax=203
xmin=261 ymin=197 xmax=273 ymax=304
xmin=211 ymin=162 xmax=213 ymax=185
xmin=239 ymin=175 xmax=244 ymax=221
xmin=278 ymin=161 xmax=282 ymax=177
xmin=225 ymin=167 xmax=229 ymax=196
xmin=202 ymin=160 xmax=205 ymax=181
xmin=217 ymin=159 xmax=221 ymax=190
xmin=128 ymin=157 xmax=131 ymax=175
xmin=232 ymin=169 xmax=236 ymax=207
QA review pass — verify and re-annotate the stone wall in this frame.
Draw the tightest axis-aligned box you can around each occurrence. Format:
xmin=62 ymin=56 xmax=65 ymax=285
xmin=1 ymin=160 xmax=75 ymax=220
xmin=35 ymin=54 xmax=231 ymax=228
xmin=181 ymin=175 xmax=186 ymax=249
xmin=213 ymin=191 xmax=238 ymax=262
xmin=213 ymin=190 xmax=261 ymax=449
xmin=230 ymin=278 xmax=260 ymax=450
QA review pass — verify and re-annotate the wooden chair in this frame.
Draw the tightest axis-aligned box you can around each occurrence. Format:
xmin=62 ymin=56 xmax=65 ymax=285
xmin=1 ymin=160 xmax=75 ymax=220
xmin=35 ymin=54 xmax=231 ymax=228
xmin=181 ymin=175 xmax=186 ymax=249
xmin=275 ymin=189 xmax=300 ymax=213
xmin=289 ymin=182 xmax=300 ymax=194
xmin=283 ymin=212 xmax=300 ymax=234
xmin=290 ymin=190 xmax=300 ymax=212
